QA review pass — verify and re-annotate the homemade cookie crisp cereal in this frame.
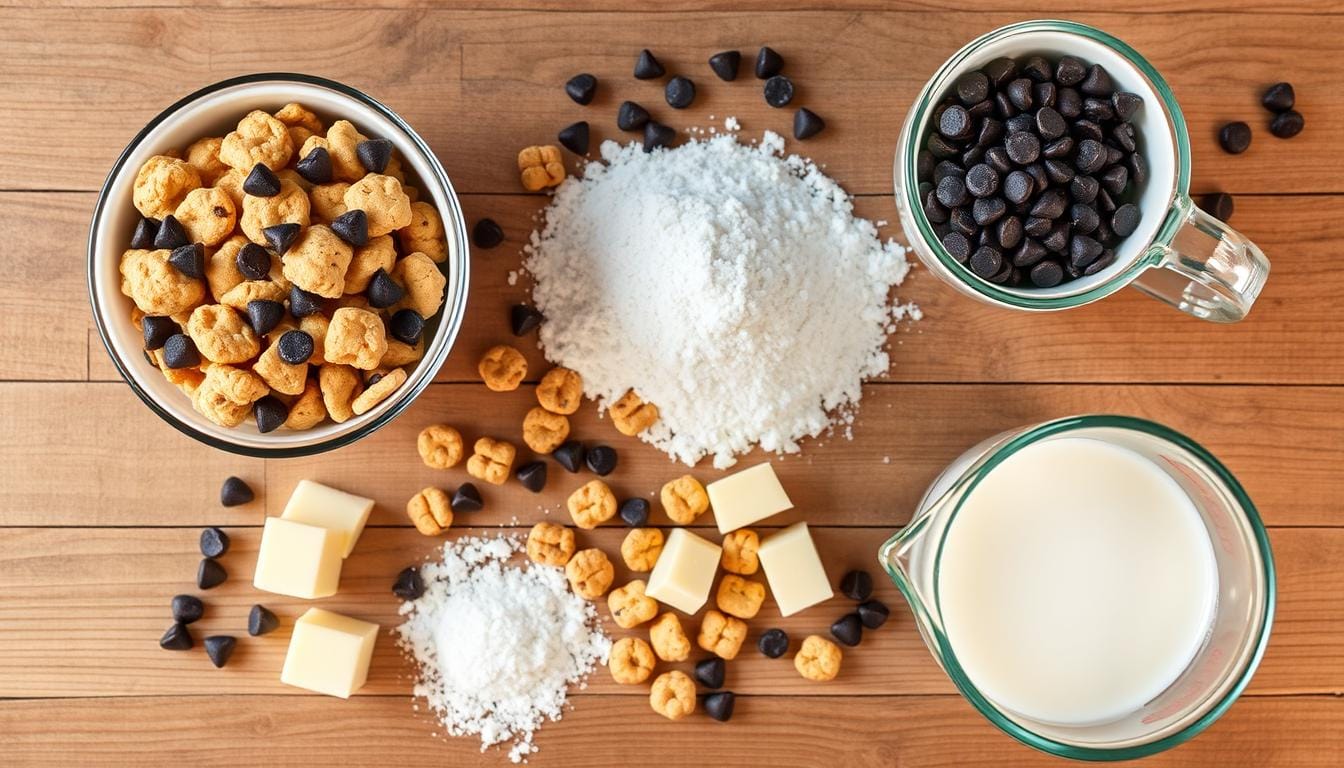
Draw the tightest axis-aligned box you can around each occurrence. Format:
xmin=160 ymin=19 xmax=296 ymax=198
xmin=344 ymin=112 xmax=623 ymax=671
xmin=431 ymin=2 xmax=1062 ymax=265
xmin=119 ymin=103 xmax=449 ymax=433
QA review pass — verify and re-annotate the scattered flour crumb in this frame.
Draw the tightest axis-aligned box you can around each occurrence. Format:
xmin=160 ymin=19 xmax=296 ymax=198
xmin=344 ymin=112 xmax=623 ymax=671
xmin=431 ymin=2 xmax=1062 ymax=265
xmin=724 ymin=116 xmax=740 ymax=131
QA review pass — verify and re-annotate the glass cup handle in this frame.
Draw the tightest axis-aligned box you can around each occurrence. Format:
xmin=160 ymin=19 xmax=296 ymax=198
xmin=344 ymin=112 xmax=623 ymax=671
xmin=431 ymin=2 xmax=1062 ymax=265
xmin=1130 ymin=195 xmax=1270 ymax=323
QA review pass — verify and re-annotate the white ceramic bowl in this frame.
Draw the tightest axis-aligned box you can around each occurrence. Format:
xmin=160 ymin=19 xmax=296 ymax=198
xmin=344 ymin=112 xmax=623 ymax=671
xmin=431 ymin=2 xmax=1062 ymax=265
xmin=88 ymin=73 xmax=469 ymax=457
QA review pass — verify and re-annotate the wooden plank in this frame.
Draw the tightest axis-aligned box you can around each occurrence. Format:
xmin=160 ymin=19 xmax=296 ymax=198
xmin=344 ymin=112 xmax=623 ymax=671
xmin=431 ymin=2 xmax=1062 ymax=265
xmin=0 ymin=9 xmax=1338 ymax=195
xmin=0 ymin=694 xmax=1339 ymax=767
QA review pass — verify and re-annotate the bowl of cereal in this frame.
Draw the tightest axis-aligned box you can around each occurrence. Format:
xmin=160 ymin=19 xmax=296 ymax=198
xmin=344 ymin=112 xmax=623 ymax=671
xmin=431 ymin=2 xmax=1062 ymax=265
xmin=88 ymin=73 xmax=469 ymax=456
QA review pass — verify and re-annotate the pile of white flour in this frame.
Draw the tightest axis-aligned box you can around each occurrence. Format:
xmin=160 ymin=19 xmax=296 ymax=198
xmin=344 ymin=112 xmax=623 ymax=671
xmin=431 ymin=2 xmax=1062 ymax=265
xmin=396 ymin=535 xmax=610 ymax=763
xmin=525 ymin=132 xmax=913 ymax=468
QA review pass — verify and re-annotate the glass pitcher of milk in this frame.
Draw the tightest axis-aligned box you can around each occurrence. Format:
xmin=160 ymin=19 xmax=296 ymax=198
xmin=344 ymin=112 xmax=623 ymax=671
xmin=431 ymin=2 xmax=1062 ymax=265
xmin=880 ymin=415 xmax=1274 ymax=759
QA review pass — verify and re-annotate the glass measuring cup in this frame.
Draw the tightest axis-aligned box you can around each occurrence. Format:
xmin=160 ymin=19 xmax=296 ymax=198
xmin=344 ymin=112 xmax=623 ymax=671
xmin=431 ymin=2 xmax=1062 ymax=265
xmin=879 ymin=415 xmax=1275 ymax=759
xmin=894 ymin=20 xmax=1270 ymax=322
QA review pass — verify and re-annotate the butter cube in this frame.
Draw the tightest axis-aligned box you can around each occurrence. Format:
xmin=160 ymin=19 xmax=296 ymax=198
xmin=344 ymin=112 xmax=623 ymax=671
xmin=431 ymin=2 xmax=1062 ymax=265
xmin=253 ymin=517 xmax=344 ymax=599
xmin=645 ymin=528 xmax=722 ymax=614
xmin=280 ymin=479 xmax=375 ymax=558
xmin=280 ymin=607 xmax=379 ymax=698
xmin=757 ymin=522 xmax=832 ymax=617
xmin=707 ymin=462 xmax=793 ymax=534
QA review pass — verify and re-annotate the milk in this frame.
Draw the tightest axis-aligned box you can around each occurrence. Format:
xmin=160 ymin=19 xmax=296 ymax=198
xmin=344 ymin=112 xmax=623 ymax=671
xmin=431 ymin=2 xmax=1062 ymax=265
xmin=936 ymin=437 xmax=1218 ymax=726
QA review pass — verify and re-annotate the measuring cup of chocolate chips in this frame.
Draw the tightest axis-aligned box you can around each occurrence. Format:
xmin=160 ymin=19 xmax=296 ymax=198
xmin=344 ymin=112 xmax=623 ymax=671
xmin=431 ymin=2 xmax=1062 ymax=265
xmin=895 ymin=20 xmax=1269 ymax=322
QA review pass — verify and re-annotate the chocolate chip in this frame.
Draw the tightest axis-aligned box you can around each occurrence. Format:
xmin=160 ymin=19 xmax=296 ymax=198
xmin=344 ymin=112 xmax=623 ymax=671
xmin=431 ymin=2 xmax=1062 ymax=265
xmin=1128 ymin=152 xmax=1148 ymax=187
xmin=276 ymin=330 xmax=313 ymax=365
xmin=1034 ymin=81 xmax=1057 ymax=109
xmin=922 ymin=190 xmax=948 ymax=224
xmin=1006 ymin=78 xmax=1034 ymax=112
xmin=938 ymin=105 xmax=973 ymax=141
xmin=1085 ymin=249 xmax=1116 ymax=275
xmin=839 ymin=570 xmax=873 ymax=601
xmin=619 ymin=498 xmax=650 ymax=527
xmin=1203 ymin=192 xmax=1235 ymax=222
xmin=367 ymin=269 xmax=404 ymax=309
xmin=220 ymin=476 xmax=253 ymax=507
xmin=997 ymin=215 xmax=1024 ymax=250
xmin=289 ymin=285 xmax=323 ymax=318
xmin=472 ymin=217 xmax=504 ymax=249
xmin=235 ymin=242 xmax=271 ymax=280
xmin=755 ymin=46 xmax=783 ymax=79
xmin=131 ymin=217 xmax=159 ymax=249
xmin=936 ymin=175 xmax=967 ymax=208
xmin=356 ymin=139 xmax=393 ymax=174
xmin=1070 ymin=234 xmax=1104 ymax=269
xmin=393 ymin=567 xmax=425 ymax=600
xmin=296 ymin=146 xmax=333 ymax=184
xmin=202 ymin=635 xmax=236 ymax=668
xmin=972 ymin=197 xmax=1006 ymax=226
xmin=1042 ymin=159 xmax=1073 ymax=185
xmin=1219 ymin=121 xmax=1252 ymax=154
xmin=262 ymin=222 xmax=301 ymax=255
xmin=1270 ymin=110 xmax=1304 ymax=139
xmin=1110 ymin=122 xmax=1136 ymax=153
xmin=1082 ymin=97 xmax=1115 ymax=122
xmin=949 ymin=207 xmax=976 ymax=236
xmin=1043 ymin=221 xmax=1071 ymax=253
xmin=1070 ymin=175 xmax=1100 ymax=204
xmin=553 ymin=441 xmax=585 ymax=473
xmin=365 ymin=372 xmax=384 ymax=388
xmin=969 ymin=246 xmax=1002 ymax=278
xmin=757 ymin=627 xmax=789 ymax=658
xmin=248 ymin=604 xmax=279 ymax=636
xmin=941 ymin=231 xmax=971 ymax=263
xmin=926 ymin=132 xmax=960 ymax=159
xmin=390 ymin=309 xmax=425 ymax=345
xmin=1003 ymin=170 xmax=1034 ymax=205
xmin=1080 ymin=64 xmax=1113 ymax=96
xmin=252 ymin=396 xmax=287 ymax=433
xmin=509 ymin=304 xmax=543 ymax=337
xmin=666 ymin=76 xmax=696 ymax=109
xmin=695 ymin=657 xmax=726 ymax=689
xmin=1004 ymin=132 xmax=1040 ymax=165
xmin=917 ymin=151 xmax=934 ymax=180
xmin=197 ymin=557 xmax=227 ymax=589
xmin=162 ymin=334 xmax=199 ymax=369
xmin=934 ymin=160 xmax=964 ymax=182
xmin=516 ymin=461 xmax=547 ymax=493
xmin=1071 ymin=203 xmax=1100 ymax=235
xmin=643 ymin=121 xmax=676 ymax=152
xmin=1035 ymin=106 xmax=1067 ymax=141
xmin=1013 ymin=238 xmax=1047 ymax=268
xmin=964 ymin=163 xmax=999 ymax=198
xmin=1101 ymin=165 xmax=1129 ymax=196
xmin=585 ymin=445 xmax=617 ymax=476
xmin=616 ymin=101 xmax=650 ymax=132
xmin=153 ymin=215 xmax=188 ymax=250
xmin=1030 ymin=188 xmax=1067 ymax=219
xmin=142 ymin=316 xmax=176 ymax=350
xmin=199 ymin=526 xmax=230 ymax=558
xmin=1097 ymin=188 xmax=1117 ymax=213
xmin=1030 ymin=260 xmax=1064 ymax=288
xmin=634 ymin=49 xmax=664 ymax=79
xmin=172 ymin=594 xmax=204 ymax=624
xmin=1005 ymin=113 xmax=1034 ymax=136
xmin=1071 ymin=138 xmax=1103 ymax=174
xmin=708 ymin=50 xmax=741 ymax=81
xmin=558 ymin=121 xmax=590 ymax=155
xmin=1111 ymin=91 xmax=1142 ymax=122
xmin=565 ymin=73 xmax=597 ymax=105
xmin=331 ymin=209 xmax=369 ymax=247
xmin=1057 ymin=86 xmax=1082 ymax=119
xmin=451 ymin=483 xmax=484 ymax=513
xmin=830 ymin=613 xmax=863 ymax=647
xmin=703 ymin=691 xmax=735 ymax=722
xmin=1111 ymin=203 xmax=1142 ymax=237
xmin=243 ymin=163 xmax=281 ymax=197
xmin=994 ymin=91 xmax=1017 ymax=119
xmin=975 ymin=117 xmax=1004 ymax=148
xmin=1051 ymin=55 xmax=1084 ymax=86
xmin=984 ymin=57 xmax=1017 ymax=88
xmin=1024 ymin=215 xmax=1053 ymax=238
xmin=763 ymin=75 xmax=794 ymax=108
xmin=857 ymin=600 xmax=890 ymax=629
xmin=1262 ymin=82 xmax=1295 ymax=113
xmin=956 ymin=71 xmax=990 ymax=105
xmin=159 ymin=623 xmax=193 ymax=651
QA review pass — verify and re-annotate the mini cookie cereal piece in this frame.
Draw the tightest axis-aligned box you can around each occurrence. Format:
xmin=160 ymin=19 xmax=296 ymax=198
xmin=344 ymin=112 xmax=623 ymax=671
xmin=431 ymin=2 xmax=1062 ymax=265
xmin=219 ymin=278 xmax=287 ymax=313
xmin=174 ymin=187 xmax=237 ymax=247
xmin=526 ymin=521 xmax=576 ymax=567
xmin=697 ymin=609 xmax=748 ymax=660
xmin=517 ymin=145 xmax=566 ymax=191
xmin=253 ymin=343 xmax=309 ymax=396
xmin=620 ymin=527 xmax=664 ymax=571
xmin=398 ymin=201 xmax=448 ymax=263
xmin=185 ymin=137 xmax=229 ymax=185
xmin=205 ymin=235 xmax=248 ymax=298
xmin=390 ymin=252 xmax=446 ymax=318
xmin=325 ymin=120 xmax=369 ymax=182
xmin=417 ymin=424 xmax=464 ymax=469
xmin=567 ymin=479 xmax=617 ymax=529
xmin=721 ymin=529 xmax=760 ymax=575
xmin=309 ymin=182 xmax=350 ymax=223
xmin=660 ymin=474 xmax=709 ymax=525
xmin=324 ymin=307 xmax=387 ymax=370
xmin=120 ymin=249 xmax=206 ymax=316
xmin=608 ymin=637 xmax=656 ymax=685
xmin=477 ymin=345 xmax=527 ymax=392
xmin=319 ymin=363 xmax=363 ymax=423
xmin=610 ymin=389 xmax=659 ymax=436
xmin=351 ymin=366 xmax=406 ymax=415
xmin=649 ymin=671 xmax=695 ymax=721
xmin=284 ymin=380 xmax=327 ymax=430
xmin=344 ymin=235 xmax=396 ymax=294
xmin=466 ymin=437 xmax=516 ymax=486
xmin=522 ymin=406 xmax=570 ymax=454
xmin=282 ymin=223 xmax=352 ymax=298
xmin=215 ymin=168 xmax=246 ymax=211
xmin=299 ymin=313 xmax=329 ymax=363
xmin=380 ymin=337 xmax=423 ymax=368
xmin=343 ymin=174 xmax=412 ymax=238
xmin=608 ymin=579 xmax=659 ymax=629
xmin=795 ymin=634 xmax=843 ymax=682
xmin=564 ymin=548 xmax=614 ymax=599
xmin=241 ymin=179 xmax=310 ymax=246
xmin=193 ymin=364 xmax=269 ymax=428
xmin=406 ymin=486 xmax=453 ymax=536
xmin=716 ymin=574 xmax=766 ymax=620
xmin=133 ymin=155 xmax=202 ymax=219
xmin=274 ymin=102 xmax=323 ymax=136
xmin=186 ymin=304 xmax=260 ymax=364
xmin=648 ymin=612 xmax=690 ymax=662
xmin=536 ymin=367 xmax=583 ymax=415
xmin=219 ymin=110 xmax=294 ymax=172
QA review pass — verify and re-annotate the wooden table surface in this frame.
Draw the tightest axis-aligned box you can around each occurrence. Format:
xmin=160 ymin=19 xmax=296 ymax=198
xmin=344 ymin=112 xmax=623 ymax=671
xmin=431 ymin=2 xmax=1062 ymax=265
xmin=2 ymin=0 xmax=1343 ymax=765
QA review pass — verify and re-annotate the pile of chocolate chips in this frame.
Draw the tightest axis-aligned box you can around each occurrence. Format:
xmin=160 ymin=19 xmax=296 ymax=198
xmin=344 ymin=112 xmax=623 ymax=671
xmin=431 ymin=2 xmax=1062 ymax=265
xmin=920 ymin=55 xmax=1146 ymax=288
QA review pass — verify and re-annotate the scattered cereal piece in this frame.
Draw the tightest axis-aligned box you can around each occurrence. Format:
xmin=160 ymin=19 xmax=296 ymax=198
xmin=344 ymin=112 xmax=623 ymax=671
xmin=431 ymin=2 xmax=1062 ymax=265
xmin=721 ymin=529 xmax=760 ymax=575
xmin=417 ymin=424 xmax=464 ymax=469
xmin=649 ymin=670 xmax=695 ymax=721
xmin=522 ymin=406 xmax=570 ymax=454
xmin=660 ymin=475 xmax=709 ymax=525
xmin=526 ymin=521 xmax=576 ymax=567
xmin=517 ymin=145 xmax=566 ymax=191
xmin=794 ymin=634 xmax=843 ymax=681
xmin=324 ymin=307 xmax=387 ymax=370
xmin=351 ymin=366 xmax=406 ymax=415
xmin=610 ymin=389 xmax=659 ymax=436
xmin=716 ymin=574 xmax=766 ymax=619
xmin=566 ymin=479 xmax=617 ymax=529
xmin=133 ymin=155 xmax=202 ymax=219
xmin=536 ymin=367 xmax=583 ymax=415
xmin=406 ymin=486 xmax=453 ymax=536
xmin=565 ymin=548 xmax=614 ymax=599
xmin=608 ymin=579 xmax=659 ymax=629
xmin=478 ymin=345 xmax=527 ymax=392
xmin=609 ymin=637 xmax=655 ymax=685
xmin=648 ymin=612 xmax=690 ymax=663
xmin=620 ymin=527 xmax=664 ymax=571
xmin=318 ymin=363 xmax=363 ymax=423
xmin=186 ymin=304 xmax=260 ymax=364
xmin=466 ymin=437 xmax=516 ymax=485
xmin=697 ymin=609 xmax=748 ymax=660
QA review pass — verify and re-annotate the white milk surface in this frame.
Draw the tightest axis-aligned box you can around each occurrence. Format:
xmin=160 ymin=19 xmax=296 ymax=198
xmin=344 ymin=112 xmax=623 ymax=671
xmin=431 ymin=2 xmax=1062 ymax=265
xmin=936 ymin=437 xmax=1217 ymax=726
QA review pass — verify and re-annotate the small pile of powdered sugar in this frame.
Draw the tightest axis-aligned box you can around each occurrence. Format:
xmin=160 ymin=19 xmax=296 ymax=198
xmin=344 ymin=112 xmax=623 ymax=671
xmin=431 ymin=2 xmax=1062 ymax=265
xmin=525 ymin=131 xmax=913 ymax=468
xmin=396 ymin=535 xmax=610 ymax=763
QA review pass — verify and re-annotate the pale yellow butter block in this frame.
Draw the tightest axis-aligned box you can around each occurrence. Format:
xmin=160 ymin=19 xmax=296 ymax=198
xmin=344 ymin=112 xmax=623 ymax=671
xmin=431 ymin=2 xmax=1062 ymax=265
xmin=280 ymin=479 xmax=376 ymax=558
xmin=707 ymin=462 xmax=794 ymax=534
xmin=757 ymin=522 xmax=833 ymax=617
xmin=645 ymin=528 xmax=721 ymax=614
xmin=280 ymin=607 xmax=379 ymax=698
xmin=253 ymin=517 xmax=344 ymax=599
